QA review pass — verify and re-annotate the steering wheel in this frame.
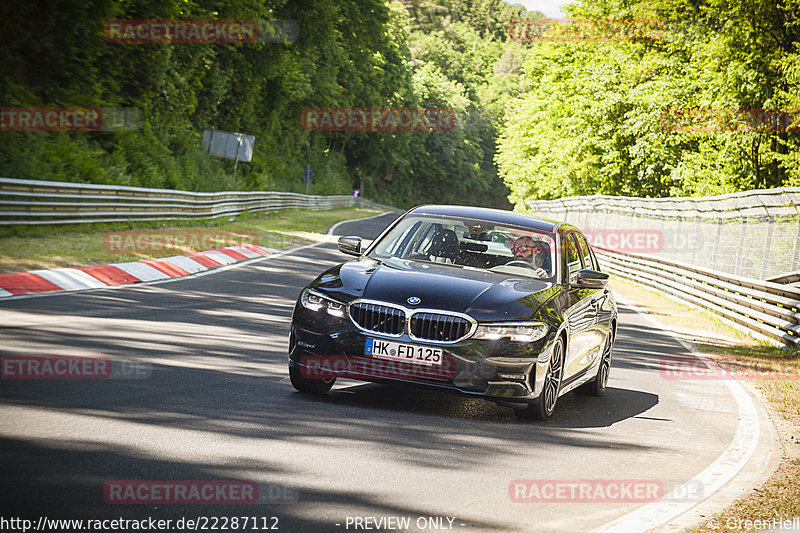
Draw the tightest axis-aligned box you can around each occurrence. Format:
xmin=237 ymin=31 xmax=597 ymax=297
xmin=493 ymin=260 xmax=549 ymax=279
xmin=502 ymin=260 xmax=539 ymax=270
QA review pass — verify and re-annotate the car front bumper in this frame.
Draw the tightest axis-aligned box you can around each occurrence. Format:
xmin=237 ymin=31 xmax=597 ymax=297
xmin=288 ymin=309 xmax=556 ymax=402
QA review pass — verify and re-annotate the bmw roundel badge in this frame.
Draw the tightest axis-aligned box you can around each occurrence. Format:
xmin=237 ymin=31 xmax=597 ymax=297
xmin=407 ymin=296 xmax=421 ymax=305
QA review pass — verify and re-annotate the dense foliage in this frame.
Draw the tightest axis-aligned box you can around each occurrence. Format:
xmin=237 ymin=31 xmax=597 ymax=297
xmin=497 ymin=0 xmax=800 ymax=207
xmin=1 ymin=0 xmax=797 ymax=210
xmin=0 ymin=0 xmax=527 ymax=209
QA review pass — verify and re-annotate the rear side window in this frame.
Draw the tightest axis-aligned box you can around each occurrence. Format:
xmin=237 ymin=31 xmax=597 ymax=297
xmin=564 ymin=234 xmax=582 ymax=284
xmin=574 ymin=233 xmax=598 ymax=270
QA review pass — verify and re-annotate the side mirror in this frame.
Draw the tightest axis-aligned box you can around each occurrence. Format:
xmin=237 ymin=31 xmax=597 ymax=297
xmin=575 ymin=269 xmax=609 ymax=289
xmin=337 ymin=235 xmax=362 ymax=256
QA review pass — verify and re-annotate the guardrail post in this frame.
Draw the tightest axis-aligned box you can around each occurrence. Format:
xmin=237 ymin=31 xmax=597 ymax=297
xmin=794 ymin=217 xmax=800 ymax=273
xmin=710 ymin=217 xmax=723 ymax=269
xmin=761 ymin=215 xmax=776 ymax=279
xmin=690 ymin=218 xmax=699 ymax=265
xmin=734 ymin=216 xmax=748 ymax=276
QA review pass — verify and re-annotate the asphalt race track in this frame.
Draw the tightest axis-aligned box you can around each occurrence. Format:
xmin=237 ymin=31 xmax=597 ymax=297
xmin=0 ymin=213 xmax=777 ymax=533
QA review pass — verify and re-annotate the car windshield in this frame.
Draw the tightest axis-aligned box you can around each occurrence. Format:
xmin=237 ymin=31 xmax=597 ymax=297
xmin=368 ymin=214 xmax=557 ymax=281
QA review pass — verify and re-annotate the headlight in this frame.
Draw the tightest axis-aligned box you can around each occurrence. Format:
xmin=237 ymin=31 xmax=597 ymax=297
xmin=300 ymin=289 xmax=346 ymax=317
xmin=472 ymin=322 xmax=548 ymax=343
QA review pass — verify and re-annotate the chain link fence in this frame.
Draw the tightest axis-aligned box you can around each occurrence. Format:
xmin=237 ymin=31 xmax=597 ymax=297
xmin=527 ymin=188 xmax=800 ymax=280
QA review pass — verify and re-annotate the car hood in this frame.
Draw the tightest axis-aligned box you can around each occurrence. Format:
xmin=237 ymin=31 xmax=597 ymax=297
xmin=313 ymin=257 xmax=561 ymax=322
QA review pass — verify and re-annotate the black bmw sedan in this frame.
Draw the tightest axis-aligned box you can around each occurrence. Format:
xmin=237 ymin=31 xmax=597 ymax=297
xmin=288 ymin=205 xmax=617 ymax=420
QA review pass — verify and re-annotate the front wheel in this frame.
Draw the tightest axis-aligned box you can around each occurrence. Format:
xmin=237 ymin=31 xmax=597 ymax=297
xmin=289 ymin=362 xmax=336 ymax=394
xmin=516 ymin=336 xmax=564 ymax=421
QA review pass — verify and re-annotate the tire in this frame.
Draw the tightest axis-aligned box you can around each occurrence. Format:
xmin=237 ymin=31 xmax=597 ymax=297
xmin=289 ymin=362 xmax=336 ymax=394
xmin=577 ymin=327 xmax=614 ymax=397
xmin=516 ymin=336 xmax=564 ymax=421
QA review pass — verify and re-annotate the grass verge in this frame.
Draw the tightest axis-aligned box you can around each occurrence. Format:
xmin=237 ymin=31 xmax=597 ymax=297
xmin=609 ymin=276 xmax=800 ymax=531
xmin=0 ymin=207 xmax=382 ymax=273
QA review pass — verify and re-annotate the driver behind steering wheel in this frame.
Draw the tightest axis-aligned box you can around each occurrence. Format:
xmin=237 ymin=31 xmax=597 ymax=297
xmin=510 ymin=235 xmax=550 ymax=278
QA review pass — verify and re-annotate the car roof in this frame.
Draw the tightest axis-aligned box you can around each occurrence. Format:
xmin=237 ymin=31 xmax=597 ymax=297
xmin=408 ymin=205 xmax=562 ymax=233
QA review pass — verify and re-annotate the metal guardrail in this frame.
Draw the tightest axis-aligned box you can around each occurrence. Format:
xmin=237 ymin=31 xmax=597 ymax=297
xmin=527 ymin=187 xmax=800 ymax=221
xmin=0 ymin=178 xmax=399 ymax=225
xmin=527 ymin=188 xmax=800 ymax=346
xmin=598 ymin=249 xmax=800 ymax=347
xmin=528 ymin=188 xmax=800 ymax=280
xmin=356 ymin=198 xmax=402 ymax=213
xmin=5 ymin=177 xmax=794 ymax=345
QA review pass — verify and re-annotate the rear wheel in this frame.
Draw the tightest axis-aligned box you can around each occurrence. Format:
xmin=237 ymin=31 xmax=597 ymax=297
xmin=577 ymin=328 xmax=614 ymax=396
xmin=516 ymin=336 xmax=564 ymax=421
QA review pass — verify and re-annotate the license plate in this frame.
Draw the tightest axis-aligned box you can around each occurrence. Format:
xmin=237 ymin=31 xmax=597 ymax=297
xmin=365 ymin=338 xmax=442 ymax=366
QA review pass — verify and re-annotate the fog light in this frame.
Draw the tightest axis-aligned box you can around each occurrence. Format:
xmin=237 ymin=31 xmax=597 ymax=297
xmin=498 ymin=373 xmax=527 ymax=381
